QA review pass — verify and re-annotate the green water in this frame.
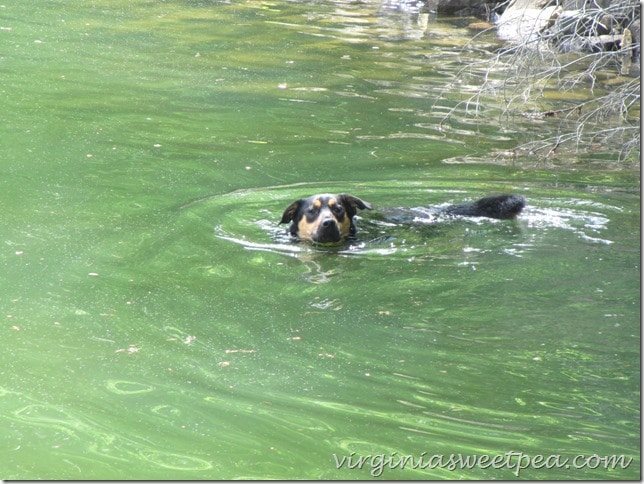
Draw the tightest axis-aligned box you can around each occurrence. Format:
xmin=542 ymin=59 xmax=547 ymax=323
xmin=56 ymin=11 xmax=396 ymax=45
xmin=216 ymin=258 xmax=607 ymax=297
xmin=1 ymin=0 xmax=639 ymax=480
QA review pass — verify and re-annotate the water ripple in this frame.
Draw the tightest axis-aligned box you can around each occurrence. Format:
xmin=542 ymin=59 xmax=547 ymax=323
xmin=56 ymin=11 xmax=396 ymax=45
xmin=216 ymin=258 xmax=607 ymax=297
xmin=181 ymin=183 xmax=620 ymax=261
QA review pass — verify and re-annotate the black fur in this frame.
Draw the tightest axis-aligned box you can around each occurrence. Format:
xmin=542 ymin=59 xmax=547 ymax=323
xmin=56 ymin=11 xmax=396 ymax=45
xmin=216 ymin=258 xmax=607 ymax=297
xmin=443 ymin=194 xmax=526 ymax=220
xmin=280 ymin=193 xmax=525 ymax=243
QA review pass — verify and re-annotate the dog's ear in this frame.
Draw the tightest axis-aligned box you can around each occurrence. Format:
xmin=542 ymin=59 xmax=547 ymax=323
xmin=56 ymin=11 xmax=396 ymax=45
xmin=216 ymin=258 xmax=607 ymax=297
xmin=280 ymin=199 xmax=304 ymax=224
xmin=337 ymin=194 xmax=373 ymax=216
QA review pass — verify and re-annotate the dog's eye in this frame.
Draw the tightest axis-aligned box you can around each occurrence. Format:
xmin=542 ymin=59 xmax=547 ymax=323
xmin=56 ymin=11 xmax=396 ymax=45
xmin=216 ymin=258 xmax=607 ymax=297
xmin=307 ymin=206 xmax=318 ymax=214
xmin=332 ymin=205 xmax=344 ymax=215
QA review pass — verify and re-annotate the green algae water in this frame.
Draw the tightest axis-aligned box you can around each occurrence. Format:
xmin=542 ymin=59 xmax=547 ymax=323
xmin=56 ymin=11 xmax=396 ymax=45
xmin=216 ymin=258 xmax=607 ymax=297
xmin=1 ymin=0 xmax=639 ymax=479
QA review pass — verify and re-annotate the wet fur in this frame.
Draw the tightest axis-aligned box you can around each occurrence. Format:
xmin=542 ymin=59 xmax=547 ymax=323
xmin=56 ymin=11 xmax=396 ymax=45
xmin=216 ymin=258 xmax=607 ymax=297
xmin=280 ymin=193 xmax=525 ymax=243
xmin=279 ymin=194 xmax=372 ymax=243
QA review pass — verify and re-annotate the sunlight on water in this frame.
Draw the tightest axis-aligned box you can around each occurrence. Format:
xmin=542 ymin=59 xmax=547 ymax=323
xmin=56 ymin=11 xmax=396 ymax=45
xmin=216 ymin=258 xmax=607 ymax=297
xmin=1 ymin=0 xmax=639 ymax=480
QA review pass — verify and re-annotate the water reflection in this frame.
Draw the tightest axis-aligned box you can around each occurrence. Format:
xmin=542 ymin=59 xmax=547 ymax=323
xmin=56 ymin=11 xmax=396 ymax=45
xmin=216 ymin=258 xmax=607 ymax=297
xmin=376 ymin=0 xmax=433 ymax=41
xmin=3 ymin=0 xmax=639 ymax=480
xmin=277 ymin=0 xmax=455 ymax=43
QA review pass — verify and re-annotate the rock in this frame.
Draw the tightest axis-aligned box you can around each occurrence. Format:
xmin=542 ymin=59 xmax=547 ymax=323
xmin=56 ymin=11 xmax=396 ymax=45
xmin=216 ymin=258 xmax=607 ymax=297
xmin=497 ymin=1 xmax=562 ymax=41
xmin=436 ymin=0 xmax=490 ymax=16
xmin=468 ymin=21 xmax=494 ymax=30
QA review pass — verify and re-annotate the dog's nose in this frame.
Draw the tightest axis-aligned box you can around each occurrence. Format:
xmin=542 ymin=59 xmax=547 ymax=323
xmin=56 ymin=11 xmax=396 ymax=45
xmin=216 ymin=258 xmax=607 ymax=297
xmin=321 ymin=218 xmax=334 ymax=227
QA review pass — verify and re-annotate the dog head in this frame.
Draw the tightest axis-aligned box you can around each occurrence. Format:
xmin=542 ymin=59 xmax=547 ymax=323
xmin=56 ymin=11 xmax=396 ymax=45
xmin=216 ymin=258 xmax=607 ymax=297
xmin=279 ymin=194 xmax=373 ymax=243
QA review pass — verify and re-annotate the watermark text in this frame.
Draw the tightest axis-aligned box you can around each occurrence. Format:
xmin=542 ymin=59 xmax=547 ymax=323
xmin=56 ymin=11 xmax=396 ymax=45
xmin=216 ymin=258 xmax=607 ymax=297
xmin=332 ymin=451 xmax=634 ymax=477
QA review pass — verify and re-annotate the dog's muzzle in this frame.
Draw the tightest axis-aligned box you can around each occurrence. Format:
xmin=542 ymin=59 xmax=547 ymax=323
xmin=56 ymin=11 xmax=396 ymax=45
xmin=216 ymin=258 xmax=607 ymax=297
xmin=313 ymin=217 xmax=342 ymax=243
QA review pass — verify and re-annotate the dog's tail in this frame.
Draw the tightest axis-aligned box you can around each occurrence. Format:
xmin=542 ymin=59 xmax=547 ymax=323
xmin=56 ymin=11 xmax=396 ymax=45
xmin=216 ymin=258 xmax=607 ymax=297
xmin=443 ymin=194 xmax=526 ymax=220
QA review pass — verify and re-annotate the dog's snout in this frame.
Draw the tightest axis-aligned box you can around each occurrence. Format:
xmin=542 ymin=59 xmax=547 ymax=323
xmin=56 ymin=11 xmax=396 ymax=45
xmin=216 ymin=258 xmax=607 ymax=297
xmin=321 ymin=218 xmax=334 ymax=227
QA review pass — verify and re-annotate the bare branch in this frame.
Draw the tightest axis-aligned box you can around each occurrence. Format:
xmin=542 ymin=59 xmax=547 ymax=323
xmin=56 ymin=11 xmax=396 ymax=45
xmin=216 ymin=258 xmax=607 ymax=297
xmin=438 ymin=1 xmax=640 ymax=162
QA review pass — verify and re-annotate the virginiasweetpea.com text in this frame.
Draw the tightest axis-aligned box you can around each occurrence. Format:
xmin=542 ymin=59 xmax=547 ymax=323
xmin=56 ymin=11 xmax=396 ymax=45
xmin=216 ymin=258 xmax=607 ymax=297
xmin=332 ymin=451 xmax=634 ymax=477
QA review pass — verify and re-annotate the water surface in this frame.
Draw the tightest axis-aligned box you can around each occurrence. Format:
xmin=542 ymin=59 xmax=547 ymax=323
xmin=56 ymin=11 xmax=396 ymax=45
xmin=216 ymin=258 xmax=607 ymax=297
xmin=1 ymin=0 xmax=639 ymax=480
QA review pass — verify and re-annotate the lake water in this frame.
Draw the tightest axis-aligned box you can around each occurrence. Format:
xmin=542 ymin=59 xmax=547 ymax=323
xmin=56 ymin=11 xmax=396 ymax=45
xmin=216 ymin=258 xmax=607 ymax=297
xmin=1 ymin=0 xmax=640 ymax=480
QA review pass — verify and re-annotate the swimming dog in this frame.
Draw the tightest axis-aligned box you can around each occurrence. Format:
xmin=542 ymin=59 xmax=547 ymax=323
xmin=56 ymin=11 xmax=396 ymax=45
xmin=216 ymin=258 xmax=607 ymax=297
xmin=279 ymin=194 xmax=373 ymax=243
xmin=280 ymin=193 xmax=525 ymax=243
